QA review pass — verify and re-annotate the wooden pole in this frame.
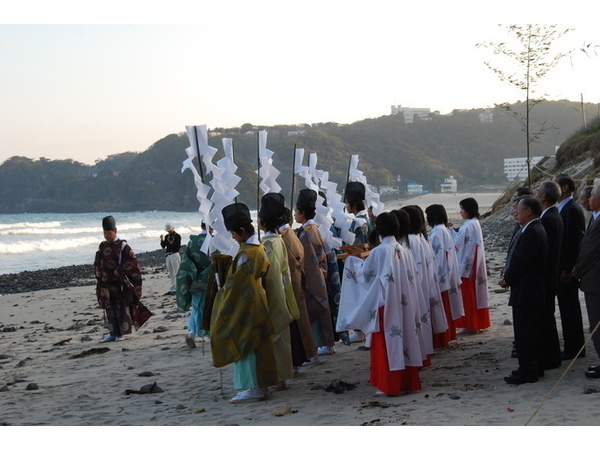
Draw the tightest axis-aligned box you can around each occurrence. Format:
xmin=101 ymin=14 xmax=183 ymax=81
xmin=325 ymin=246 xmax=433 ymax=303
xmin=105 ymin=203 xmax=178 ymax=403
xmin=581 ymin=93 xmax=587 ymax=128
xmin=231 ymin=140 xmax=238 ymax=204
xmin=343 ymin=156 xmax=352 ymax=207
xmin=290 ymin=144 xmax=297 ymax=212
xmin=257 ymin=132 xmax=261 ymax=239
xmin=193 ymin=126 xmax=205 ymax=183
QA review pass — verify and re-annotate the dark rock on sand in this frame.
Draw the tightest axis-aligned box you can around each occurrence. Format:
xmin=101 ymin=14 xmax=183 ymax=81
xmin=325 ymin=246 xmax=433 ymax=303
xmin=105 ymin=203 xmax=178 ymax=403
xmin=0 ymin=249 xmax=165 ymax=295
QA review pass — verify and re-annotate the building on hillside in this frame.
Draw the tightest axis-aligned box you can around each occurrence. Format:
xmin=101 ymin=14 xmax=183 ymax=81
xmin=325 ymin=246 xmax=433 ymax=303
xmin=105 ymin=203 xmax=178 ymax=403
xmin=379 ymin=185 xmax=400 ymax=195
xmin=391 ymin=105 xmax=432 ymax=123
xmin=503 ymin=156 xmax=544 ymax=181
xmin=440 ymin=176 xmax=457 ymax=193
xmin=407 ymin=183 xmax=423 ymax=195
xmin=479 ymin=109 xmax=493 ymax=123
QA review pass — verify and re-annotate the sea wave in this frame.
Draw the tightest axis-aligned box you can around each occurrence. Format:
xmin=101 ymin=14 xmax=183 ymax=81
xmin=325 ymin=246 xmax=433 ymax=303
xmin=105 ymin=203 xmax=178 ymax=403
xmin=0 ymin=221 xmax=63 ymax=230
xmin=0 ymin=222 xmax=151 ymax=236
xmin=0 ymin=236 xmax=101 ymax=254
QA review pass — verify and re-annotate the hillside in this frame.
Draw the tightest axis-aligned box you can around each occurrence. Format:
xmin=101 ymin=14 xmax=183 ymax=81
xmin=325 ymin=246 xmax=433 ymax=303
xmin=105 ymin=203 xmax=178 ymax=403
xmin=490 ymin=115 xmax=600 ymax=216
xmin=0 ymin=100 xmax=598 ymax=214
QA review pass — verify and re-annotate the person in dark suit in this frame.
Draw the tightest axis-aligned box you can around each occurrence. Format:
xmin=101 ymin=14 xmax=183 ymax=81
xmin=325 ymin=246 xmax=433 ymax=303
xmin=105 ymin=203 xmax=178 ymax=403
xmin=573 ymin=185 xmax=600 ymax=378
xmin=502 ymin=195 xmax=525 ymax=359
xmin=580 ymin=185 xmax=594 ymax=230
xmin=553 ymin=174 xmax=586 ymax=360
xmin=501 ymin=196 xmax=549 ymax=384
xmin=536 ymin=181 xmax=564 ymax=370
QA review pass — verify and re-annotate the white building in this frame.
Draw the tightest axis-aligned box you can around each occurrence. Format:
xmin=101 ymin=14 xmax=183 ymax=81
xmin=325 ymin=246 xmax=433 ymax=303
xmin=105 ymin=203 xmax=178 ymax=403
xmin=504 ymin=156 xmax=544 ymax=181
xmin=407 ymin=183 xmax=423 ymax=195
xmin=391 ymin=105 xmax=432 ymax=123
xmin=479 ymin=109 xmax=493 ymax=123
xmin=440 ymin=176 xmax=457 ymax=193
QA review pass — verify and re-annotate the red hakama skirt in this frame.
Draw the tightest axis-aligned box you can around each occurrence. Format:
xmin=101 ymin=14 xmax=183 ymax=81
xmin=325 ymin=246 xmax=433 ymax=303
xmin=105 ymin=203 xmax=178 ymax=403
xmin=369 ymin=307 xmax=422 ymax=395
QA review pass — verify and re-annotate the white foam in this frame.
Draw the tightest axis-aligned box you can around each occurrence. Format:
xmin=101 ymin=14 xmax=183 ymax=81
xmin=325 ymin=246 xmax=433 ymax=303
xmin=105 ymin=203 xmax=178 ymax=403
xmin=0 ymin=236 xmax=100 ymax=254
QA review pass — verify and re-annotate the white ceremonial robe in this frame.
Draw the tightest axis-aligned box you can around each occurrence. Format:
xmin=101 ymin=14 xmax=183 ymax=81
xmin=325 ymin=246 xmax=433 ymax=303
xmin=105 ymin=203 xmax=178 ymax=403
xmin=404 ymin=235 xmax=435 ymax=354
xmin=429 ymin=225 xmax=465 ymax=320
xmin=452 ymin=218 xmax=489 ymax=310
xmin=418 ymin=234 xmax=448 ymax=334
xmin=336 ymin=236 xmax=425 ymax=370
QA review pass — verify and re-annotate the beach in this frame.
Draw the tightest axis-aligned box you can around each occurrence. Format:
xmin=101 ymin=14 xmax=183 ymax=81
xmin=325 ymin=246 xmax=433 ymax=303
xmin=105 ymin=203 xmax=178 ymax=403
xmin=1 ymin=193 xmax=599 ymax=432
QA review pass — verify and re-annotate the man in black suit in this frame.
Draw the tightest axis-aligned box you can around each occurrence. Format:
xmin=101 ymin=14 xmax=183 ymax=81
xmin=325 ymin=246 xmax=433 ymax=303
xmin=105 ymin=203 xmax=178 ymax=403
xmin=501 ymin=196 xmax=549 ymax=384
xmin=553 ymin=174 xmax=586 ymax=360
xmin=573 ymin=185 xmax=600 ymax=378
xmin=580 ymin=185 xmax=594 ymax=229
xmin=536 ymin=181 xmax=564 ymax=370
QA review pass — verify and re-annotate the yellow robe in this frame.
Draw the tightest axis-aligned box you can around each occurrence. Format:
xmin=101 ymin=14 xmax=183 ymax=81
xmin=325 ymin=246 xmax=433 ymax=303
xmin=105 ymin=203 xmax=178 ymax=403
xmin=210 ymin=242 xmax=278 ymax=389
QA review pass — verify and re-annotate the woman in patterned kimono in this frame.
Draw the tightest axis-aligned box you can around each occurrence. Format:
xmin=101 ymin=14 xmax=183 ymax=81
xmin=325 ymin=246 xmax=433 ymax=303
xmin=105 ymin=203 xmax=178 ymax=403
xmin=402 ymin=205 xmax=448 ymax=349
xmin=294 ymin=189 xmax=335 ymax=357
xmin=210 ymin=203 xmax=278 ymax=404
xmin=425 ymin=204 xmax=465 ymax=346
xmin=337 ymin=212 xmax=425 ymax=395
xmin=258 ymin=193 xmax=300 ymax=389
xmin=452 ymin=198 xmax=491 ymax=331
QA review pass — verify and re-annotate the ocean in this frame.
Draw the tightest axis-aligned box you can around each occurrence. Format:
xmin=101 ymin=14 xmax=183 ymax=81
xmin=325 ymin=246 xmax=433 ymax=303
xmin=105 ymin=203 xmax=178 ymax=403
xmin=0 ymin=192 xmax=498 ymax=276
xmin=0 ymin=211 xmax=222 ymax=275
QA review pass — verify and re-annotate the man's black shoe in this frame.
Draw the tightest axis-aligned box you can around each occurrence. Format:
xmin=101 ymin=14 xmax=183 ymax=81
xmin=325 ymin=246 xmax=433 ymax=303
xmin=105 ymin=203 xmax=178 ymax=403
xmin=504 ymin=373 xmax=538 ymax=385
xmin=585 ymin=369 xmax=600 ymax=379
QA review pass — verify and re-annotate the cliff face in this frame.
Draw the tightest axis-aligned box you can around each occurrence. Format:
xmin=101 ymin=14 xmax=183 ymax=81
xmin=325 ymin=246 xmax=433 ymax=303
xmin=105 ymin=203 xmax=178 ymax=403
xmin=486 ymin=117 xmax=600 ymax=247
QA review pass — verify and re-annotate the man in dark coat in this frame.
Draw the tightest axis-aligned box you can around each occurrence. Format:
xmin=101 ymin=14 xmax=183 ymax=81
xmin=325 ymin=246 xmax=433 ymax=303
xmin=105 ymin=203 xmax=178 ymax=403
xmin=536 ymin=181 xmax=564 ymax=370
xmin=501 ymin=196 xmax=549 ymax=384
xmin=553 ymin=174 xmax=586 ymax=360
xmin=573 ymin=185 xmax=600 ymax=378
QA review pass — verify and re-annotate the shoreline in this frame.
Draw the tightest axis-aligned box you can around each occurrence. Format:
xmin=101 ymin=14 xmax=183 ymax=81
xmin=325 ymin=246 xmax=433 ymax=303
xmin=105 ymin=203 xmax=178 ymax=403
xmin=0 ymin=250 xmax=166 ymax=296
xmin=1 ymin=192 xmax=503 ymax=296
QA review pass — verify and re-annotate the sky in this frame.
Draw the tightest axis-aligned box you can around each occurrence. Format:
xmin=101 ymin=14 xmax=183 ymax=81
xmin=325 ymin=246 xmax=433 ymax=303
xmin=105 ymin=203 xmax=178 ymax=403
xmin=1 ymin=1 xmax=600 ymax=165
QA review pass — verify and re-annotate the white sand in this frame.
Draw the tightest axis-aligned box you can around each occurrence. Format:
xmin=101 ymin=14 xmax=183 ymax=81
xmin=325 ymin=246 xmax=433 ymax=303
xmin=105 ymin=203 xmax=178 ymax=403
xmin=1 ymin=193 xmax=599 ymax=436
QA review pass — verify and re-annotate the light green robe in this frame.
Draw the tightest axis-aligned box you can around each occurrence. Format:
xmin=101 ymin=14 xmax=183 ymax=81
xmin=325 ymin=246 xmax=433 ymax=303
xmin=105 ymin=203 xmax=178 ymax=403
xmin=261 ymin=233 xmax=300 ymax=381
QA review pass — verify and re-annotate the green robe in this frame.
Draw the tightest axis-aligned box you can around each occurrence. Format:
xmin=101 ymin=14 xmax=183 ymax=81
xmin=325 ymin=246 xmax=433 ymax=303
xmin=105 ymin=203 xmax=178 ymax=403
xmin=176 ymin=233 xmax=212 ymax=336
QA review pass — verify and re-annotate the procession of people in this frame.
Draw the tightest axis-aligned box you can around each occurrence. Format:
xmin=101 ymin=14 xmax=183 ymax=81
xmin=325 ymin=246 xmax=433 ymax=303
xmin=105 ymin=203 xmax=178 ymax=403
xmin=94 ymin=174 xmax=600 ymax=403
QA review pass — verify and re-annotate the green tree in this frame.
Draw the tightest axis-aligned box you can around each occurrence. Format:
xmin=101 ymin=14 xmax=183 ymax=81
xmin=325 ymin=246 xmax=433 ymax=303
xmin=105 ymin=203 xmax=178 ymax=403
xmin=477 ymin=24 xmax=574 ymax=187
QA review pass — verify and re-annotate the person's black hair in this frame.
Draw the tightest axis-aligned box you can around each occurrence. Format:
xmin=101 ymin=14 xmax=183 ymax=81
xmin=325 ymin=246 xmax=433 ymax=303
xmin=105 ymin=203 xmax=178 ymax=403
xmin=259 ymin=216 xmax=280 ymax=233
xmin=368 ymin=228 xmax=379 ymax=247
xmin=391 ymin=209 xmax=411 ymax=247
xmin=425 ymin=204 xmax=448 ymax=227
xmin=401 ymin=205 xmax=427 ymax=238
xmin=459 ymin=197 xmax=480 ymax=219
xmin=297 ymin=207 xmax=316 ymax=221
xmin=375 ymin=212 xmax=399 ymax=238
xmin=279 ymin=207 xmax=292 ymax=227
xmin=554 ymin=174 xmax=575 ymax=193
xmin=231 ymin=223 xmax=255 ymax=236
xmin=515 ymin=187 xmax=533 ymax=197
xmin=347 ymin=199 xmax=366 ymax=212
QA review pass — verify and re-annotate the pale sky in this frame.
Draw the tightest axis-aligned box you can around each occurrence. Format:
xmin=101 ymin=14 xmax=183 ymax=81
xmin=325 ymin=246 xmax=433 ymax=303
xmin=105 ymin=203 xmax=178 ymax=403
xmin=2 ymin=1 xmax=600 ymax=165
